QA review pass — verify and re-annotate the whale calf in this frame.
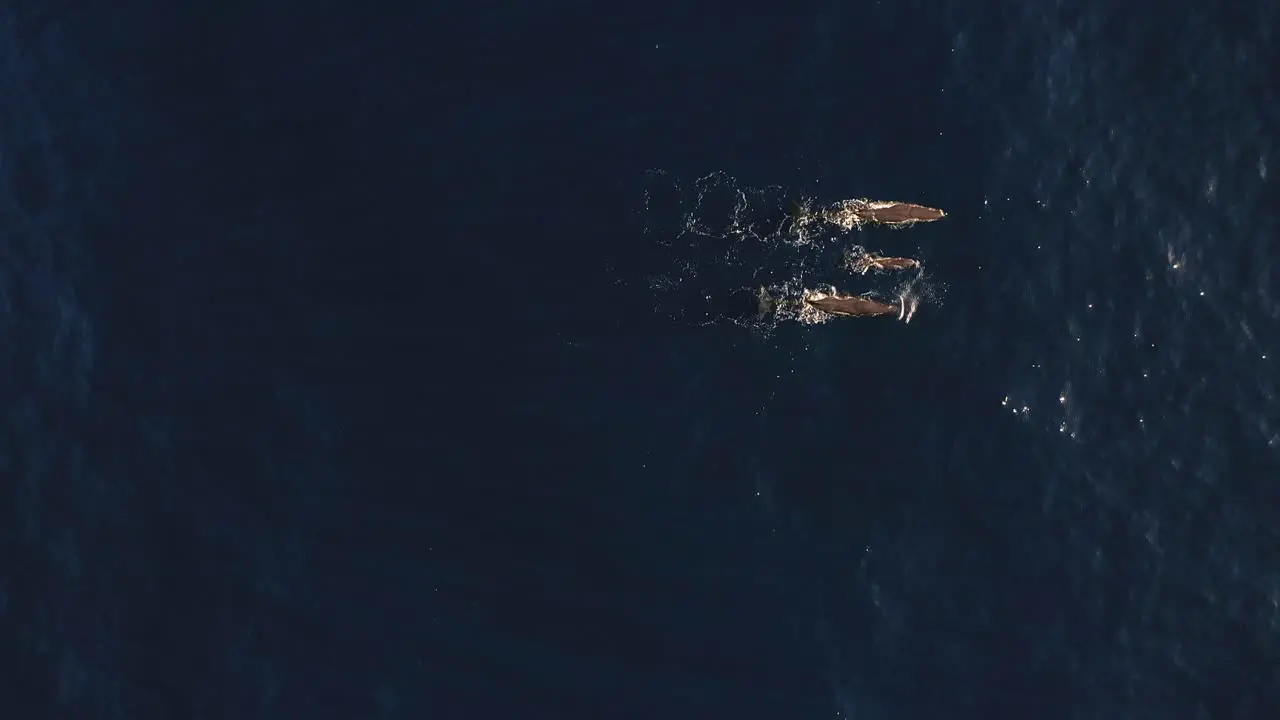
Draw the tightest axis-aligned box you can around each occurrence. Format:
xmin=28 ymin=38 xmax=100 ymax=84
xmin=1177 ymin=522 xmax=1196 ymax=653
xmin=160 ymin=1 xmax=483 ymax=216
xmin=845 ymin=253 xmax=921 ymax=274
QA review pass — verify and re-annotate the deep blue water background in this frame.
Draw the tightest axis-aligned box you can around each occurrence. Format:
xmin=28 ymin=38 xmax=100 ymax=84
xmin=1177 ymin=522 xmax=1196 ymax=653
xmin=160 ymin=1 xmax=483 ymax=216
xmin=2 ymin=0 xmax=1278 ymax=717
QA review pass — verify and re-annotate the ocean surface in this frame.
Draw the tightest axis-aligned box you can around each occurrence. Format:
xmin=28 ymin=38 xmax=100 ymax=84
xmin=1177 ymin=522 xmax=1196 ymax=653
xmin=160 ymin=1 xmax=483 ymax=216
xmin=2 ymin=0 xmax=1277 ymax=717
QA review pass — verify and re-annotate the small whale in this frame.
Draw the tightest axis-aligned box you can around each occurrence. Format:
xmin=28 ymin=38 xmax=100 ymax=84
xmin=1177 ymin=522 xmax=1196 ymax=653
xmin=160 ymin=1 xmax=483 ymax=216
xmin=846 ymin=253 xmax=921 ymax=275
xmin=756 ymin=286 xmax=776 ymax=317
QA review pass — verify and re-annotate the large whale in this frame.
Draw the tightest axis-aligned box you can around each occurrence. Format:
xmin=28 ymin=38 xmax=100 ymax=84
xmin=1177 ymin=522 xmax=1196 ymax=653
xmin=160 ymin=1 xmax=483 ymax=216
xmin=789 ymin=197 xmax=946 ymax=232
xmin=803 ymin=289 xmax=903 ymax=318
xmin=820 ymin=199 xmax=946 ymax=230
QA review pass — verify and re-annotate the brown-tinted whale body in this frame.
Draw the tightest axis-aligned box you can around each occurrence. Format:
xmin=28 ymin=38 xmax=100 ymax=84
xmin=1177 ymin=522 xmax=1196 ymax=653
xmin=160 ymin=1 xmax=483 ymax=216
xmin=819 ymin=199 xmax=947 ymax=230
xmin=859 ymin=202 xmax=946 ymax=224
xmin=804 ymin=290 xmax=900 ymax=318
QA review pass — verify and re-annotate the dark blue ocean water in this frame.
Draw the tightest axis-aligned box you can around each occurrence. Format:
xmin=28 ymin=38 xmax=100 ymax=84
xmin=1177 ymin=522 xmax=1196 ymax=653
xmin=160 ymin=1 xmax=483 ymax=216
xmin=2 ymin=0 xmax=1277 ymax=718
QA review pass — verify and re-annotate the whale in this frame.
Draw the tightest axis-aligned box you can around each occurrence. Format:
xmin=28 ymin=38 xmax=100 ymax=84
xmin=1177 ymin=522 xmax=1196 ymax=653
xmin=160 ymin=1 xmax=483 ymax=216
xmin=816 ymin=199 xmax=946 ymax=230
xmin=803 ymin=289 xmax=902 ymax=318
xmin=845 ymin=253 xmax=921 ymax=274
